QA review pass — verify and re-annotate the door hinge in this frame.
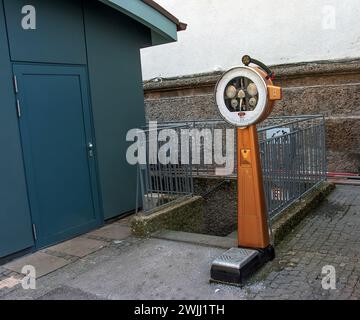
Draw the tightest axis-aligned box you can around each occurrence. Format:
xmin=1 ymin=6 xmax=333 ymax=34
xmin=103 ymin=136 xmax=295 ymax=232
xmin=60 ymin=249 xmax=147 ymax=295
xmin=16 ymin=99 xmax=21 ymax=118
xmin=32 ymin=224 xmax=37 ymax=241
xmin=13 ymin=75 xmax=18 ymax=93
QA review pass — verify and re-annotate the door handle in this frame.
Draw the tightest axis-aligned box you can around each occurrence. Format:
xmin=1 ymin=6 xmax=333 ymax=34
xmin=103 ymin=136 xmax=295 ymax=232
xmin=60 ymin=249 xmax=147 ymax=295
xmin=88 ymin=142 xmax=94 ymax=157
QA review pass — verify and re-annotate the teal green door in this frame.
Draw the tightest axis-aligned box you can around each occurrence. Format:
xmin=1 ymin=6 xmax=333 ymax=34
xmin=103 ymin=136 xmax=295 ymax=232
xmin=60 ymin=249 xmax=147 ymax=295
xmin=13 ymin=64 xmax=102 ymax=248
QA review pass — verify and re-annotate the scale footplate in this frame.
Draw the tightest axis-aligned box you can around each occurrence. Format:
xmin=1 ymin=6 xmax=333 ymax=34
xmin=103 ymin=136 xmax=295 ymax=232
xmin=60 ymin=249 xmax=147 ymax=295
xmin=210 ymin=246 xmax=275 ymax=286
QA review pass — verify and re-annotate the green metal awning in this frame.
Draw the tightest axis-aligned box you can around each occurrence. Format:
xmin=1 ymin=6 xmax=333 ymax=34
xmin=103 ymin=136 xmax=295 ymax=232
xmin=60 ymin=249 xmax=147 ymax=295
xmin=98 ymin=0 xmax=186 ymax=46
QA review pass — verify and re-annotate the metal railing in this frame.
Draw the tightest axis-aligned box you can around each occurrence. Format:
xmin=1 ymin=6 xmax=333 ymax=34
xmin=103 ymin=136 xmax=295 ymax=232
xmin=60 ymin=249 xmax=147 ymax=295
xmin=136 ymin=115 xmax=327 ymax=219
xmin=136 ymin=123 xmax=194 ymax=214
xmin=258 ymin=115 xmax=327 ymax=218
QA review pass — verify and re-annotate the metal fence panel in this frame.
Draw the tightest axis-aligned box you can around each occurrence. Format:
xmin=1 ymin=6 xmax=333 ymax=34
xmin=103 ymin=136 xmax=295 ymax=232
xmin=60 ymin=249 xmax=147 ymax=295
xmin=136 ymin=124 xmax=194 ymax=214
xmin=136 ymin=115 xmax=327 ymax=219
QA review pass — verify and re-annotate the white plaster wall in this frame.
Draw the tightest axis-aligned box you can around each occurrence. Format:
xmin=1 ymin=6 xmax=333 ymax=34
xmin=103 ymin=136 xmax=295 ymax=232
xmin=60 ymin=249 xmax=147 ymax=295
xmin=141 ymin=0 xmax=360 ymax=80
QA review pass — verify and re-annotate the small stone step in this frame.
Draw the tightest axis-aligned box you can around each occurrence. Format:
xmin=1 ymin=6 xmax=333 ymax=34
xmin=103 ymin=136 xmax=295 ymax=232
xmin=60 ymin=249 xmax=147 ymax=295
xmin=153 ymin=230 xmax=237 ymax=249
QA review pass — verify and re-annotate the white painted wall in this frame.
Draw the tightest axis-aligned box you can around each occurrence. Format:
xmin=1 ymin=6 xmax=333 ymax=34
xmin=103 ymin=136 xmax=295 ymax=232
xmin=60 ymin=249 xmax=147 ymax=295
xmin=141 ymin=0 xmax=360 ymax=80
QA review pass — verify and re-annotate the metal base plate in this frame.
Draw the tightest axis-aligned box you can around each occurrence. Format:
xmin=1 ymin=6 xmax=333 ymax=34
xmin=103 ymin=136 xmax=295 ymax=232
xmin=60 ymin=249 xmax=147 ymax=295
xmin=210 ymin=246 xmax=275 ymax=286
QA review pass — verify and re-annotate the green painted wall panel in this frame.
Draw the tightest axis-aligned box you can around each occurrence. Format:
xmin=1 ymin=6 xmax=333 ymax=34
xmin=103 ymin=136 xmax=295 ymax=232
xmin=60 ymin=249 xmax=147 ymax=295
xmin=84 ymin=0 xmax=151 ymax=219
xmin=99 ymin=0 xmax=178 ymax=45
xmin=0 ymin=1 xmax=34 ymax=258
xmin=3 ymin=0 xmax=87 ymax=64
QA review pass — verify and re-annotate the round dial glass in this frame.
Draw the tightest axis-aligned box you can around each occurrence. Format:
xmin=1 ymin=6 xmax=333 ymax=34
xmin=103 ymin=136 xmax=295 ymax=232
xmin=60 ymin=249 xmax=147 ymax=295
xmin=215 ymin=66 xmax=268 ymax=127
xmin=223 ymin=77 xmax=259 ymax=112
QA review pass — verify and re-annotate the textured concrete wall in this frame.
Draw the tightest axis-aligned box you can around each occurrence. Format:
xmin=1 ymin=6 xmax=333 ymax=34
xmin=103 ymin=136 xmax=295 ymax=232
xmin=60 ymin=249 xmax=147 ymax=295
xmin=131 ymin=196 xmax=204 ymax=237
xmin=144 ymin=59 xmax=360 ymax=173
xmin=141 ymin=0 xmax=360 ymax=80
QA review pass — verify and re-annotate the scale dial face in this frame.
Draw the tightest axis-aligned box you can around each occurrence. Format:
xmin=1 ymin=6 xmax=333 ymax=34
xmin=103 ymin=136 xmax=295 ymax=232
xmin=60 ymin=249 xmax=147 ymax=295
xmin=223 ymin=76 xmax=259 ymax=112
xmin=215 ymin=66 xmax=268 ymax=127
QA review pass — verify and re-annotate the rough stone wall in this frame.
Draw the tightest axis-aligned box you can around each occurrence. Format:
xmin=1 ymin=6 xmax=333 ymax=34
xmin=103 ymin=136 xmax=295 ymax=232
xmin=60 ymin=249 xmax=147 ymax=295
xmin=144 ymin=59 xmax=360 ymax=173
xmin=193 ymin=178 xmax=237 ymax=236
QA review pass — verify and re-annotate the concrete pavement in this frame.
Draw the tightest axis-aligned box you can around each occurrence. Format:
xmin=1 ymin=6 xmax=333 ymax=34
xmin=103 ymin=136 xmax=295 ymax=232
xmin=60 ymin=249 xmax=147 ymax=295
xmin=1 ymin=185 xmax=360 ymax=300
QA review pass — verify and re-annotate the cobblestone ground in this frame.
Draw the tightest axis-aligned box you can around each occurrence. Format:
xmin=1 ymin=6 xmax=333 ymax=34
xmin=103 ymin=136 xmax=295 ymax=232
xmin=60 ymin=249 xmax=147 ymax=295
xmin=246 ymin=185 xmax=360 ymax=300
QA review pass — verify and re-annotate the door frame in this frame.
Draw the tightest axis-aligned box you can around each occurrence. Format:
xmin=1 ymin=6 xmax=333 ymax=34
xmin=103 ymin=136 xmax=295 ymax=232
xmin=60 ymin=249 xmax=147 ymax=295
xmin=13 ymin=62 xmax=104 ymax=249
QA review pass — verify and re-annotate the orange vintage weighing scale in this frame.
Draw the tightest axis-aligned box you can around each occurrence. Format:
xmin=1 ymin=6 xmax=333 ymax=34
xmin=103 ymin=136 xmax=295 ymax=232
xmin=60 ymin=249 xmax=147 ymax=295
xmin=210 ymin=56 xmax=282 ymax=285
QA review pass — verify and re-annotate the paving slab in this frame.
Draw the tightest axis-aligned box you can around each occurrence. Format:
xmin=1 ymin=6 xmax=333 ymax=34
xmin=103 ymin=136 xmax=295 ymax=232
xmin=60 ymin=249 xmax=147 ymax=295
xmin=48 ymin=237 xmax=107 ymax=258
xmin=88 ymin=224 xmax=131 ymax=240
xmin=54 ymin=239 xmax=244 ymax=300
xmin=154 ymin=230 xmax=237 ymax=249
xmin=3 ymin=252 xmax=70 ymax=279
xmin=38 ymin=286 xmax=103 ymax=300
xmin=0 ymin=277 xmax=22 ymax=290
